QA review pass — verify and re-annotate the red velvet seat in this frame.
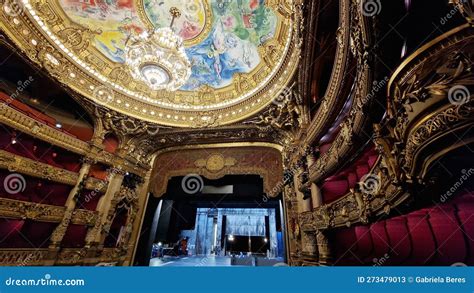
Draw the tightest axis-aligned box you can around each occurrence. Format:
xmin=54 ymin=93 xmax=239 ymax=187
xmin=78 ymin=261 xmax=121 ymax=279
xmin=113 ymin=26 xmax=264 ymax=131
xmin=428 ymin=206 xmax=467 ymax=264
xmin=354 ymin=226 xmax=373 ymax=263
xmin=346 ymin=172 xmax=358 ymax=189
xmin=368 ymin=155 xmax=378 ymax=168
xmin=321 ymin=178 xmax=349 ymax=204
xmin=406 ymin=214 xmax=436 ymax=265
xmin=370 ymin=221 xmax=390 ymax=261
xmin=385 ymin=217 xmax=411 ymax=265
xmin=355 ymin=164 xmax=370 ymax=180
xmin=456 ymin=202 xmax=474 ymax=264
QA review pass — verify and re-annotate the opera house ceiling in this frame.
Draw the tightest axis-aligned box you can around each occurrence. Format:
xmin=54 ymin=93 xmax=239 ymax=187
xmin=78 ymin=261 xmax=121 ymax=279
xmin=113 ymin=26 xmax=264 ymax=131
xmin=1 ymin=0 xmax=299 ymax=127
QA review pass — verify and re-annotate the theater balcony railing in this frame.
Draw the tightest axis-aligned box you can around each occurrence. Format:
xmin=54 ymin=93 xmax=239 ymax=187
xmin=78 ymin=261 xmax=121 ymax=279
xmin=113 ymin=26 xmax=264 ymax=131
xmin=299 ymin=22 xmax=474 ymax=233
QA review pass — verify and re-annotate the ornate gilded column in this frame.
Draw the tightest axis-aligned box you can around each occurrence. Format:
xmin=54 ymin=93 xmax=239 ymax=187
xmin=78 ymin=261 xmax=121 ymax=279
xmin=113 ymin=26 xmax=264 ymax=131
xmin=295 ymin=164 xmax=311 ymax=213
xmin=125 ymin=173 xmax=152 ymax=266
xmin=83 ymin=165 xmax=126 ymax=258
xmin=316 ymin=230 xmax=332 ymax=265
xmin=301 ymin=231 xmax=318 ymax=260
xmin=46 ymin=157 xmax=93 ymax=265
xmin=310 ymin=184 xmax=323 ymax=209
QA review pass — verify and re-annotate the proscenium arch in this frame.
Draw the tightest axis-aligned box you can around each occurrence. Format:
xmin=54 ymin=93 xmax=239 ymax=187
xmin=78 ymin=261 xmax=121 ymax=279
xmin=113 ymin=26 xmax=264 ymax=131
xmin=148 ymin=143 xmax=284 ymax=198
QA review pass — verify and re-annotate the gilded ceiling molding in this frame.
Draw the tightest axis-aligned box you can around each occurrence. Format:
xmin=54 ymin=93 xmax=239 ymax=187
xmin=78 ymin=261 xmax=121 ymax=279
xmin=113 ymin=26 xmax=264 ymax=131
xmin=150 ymin=124 xmax=288 ymax=152
xmin=243 ymin=83 xmax=305 ymax=135
xmin=301 ymin=0 xmax=353 ymax=145
xmin=0 ymin=0 xmax=302 ymax=127
xmin=150 ymin=144 xmax=283 ymax=198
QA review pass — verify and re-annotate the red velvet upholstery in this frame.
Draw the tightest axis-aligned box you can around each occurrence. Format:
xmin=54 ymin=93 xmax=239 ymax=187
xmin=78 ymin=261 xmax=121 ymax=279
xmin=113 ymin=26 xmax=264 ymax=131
xmin=321 ymin=178 xmax=349 ymax=203
xmin=0 ymin=219 xmax=56 ymax=248
xmin=332 ymin=193 xmax=474 ymax=266
xmin=406 ymin=213 xmax=436 ymax=265
xmin=0 ymin=124 xmax=83 ymax=172
xmin=61 ymin=224 xmax=88 ymax=248
xmin=370 ymin=221 xmax=390 ymax=260
xmin=385 ymin=218 xmax=411 ymax=265
xmin=0 ymin=169 xmax=72 ymax=206
xmin=0 ymin=92 xmax=92 ymax=141
xmin=88 ymin=164 xmax=109 ymax=181
xmin=457 ymin=200 xmax=474 ymax=264
xmin=76 ymin=189 xmax=103 ymax=211
xmin=320 ymin=146 xmax=379 ymax=204
xmin=0 ymin=219 xmax=25 ymax=248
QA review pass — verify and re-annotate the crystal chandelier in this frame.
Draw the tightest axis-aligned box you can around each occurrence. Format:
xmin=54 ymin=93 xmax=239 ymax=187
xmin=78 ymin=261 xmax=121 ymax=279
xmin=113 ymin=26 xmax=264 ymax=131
xmin=125 ymin=7 xmax=191 ymax=91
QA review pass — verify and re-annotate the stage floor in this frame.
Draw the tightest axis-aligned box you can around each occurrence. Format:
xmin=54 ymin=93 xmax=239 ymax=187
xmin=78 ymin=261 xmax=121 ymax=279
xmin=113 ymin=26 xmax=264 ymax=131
xmin=149 ymin=256 xmax=232 ymax=267
xmin=149 ymin=256 xmax=286 ymax=267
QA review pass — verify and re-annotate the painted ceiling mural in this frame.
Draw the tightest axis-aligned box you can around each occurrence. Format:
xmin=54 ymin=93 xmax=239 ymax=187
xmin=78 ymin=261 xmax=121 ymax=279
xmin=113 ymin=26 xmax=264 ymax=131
xmin=59 ymin=0 xmax=278 ymax=90
xmin=1 ymin=0 xmax=298 ymax=126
